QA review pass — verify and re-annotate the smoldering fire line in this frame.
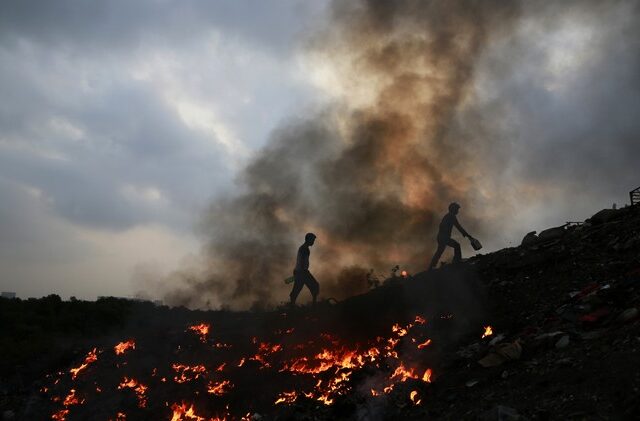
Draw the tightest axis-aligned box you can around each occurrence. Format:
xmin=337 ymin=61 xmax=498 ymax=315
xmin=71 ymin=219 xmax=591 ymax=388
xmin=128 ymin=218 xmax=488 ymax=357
xmin=161 ymin=0 xmax=522 ymax=309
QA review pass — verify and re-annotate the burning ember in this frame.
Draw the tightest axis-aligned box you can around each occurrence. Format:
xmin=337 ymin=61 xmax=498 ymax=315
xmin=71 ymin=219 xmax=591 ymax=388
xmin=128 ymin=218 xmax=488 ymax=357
xmin=63 ymin=389 xmax=83 ymax=406
xmin=409 ymin=390 xmax=422 ymax=405
xmin=170 ymin=402 xmax=208 ymax=421
xmin=69 ymin=348 xmax=98 ymax=380
xmin=417 ymin=339 xmax=432 ymax=349
xmin=114 ymin=340 xmax=135 ymax=355
xmin=172 ymin=364 xmax=207 ymax=383
xmin=482 ymin=325 xmax=494 ymax=338
xmin=207 ymin=380 xmax=233 ymax=396
xmin=187 ymin=323 xmax=210 ymax=343
xmin=117 ymin=377 xmax=148 ymax=408
xmin=274 ymin=391 xmax=297 ymax=405
xmin=51 ymin=409 xmax=69 ymax=421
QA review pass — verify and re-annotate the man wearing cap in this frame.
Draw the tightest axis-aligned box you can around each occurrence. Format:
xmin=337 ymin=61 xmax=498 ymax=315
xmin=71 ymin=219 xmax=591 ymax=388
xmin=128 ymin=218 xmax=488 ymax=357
xmin=290 ymin=232 xmax=319 ymax=305
xmin=429 ymin=202 xmax=475 ymax=270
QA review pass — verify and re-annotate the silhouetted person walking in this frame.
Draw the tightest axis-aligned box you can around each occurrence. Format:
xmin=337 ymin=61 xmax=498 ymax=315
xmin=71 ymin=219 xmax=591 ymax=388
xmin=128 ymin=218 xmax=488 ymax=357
xmin=429 ymin=202 xmax=475 ymax=270
xmin=290 ymin=233 xmax=319 ymax=305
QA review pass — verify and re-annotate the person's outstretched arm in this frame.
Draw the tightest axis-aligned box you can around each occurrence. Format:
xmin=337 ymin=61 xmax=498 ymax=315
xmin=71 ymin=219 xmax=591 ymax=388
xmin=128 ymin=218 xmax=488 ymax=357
xmin=454 ymin=217 xmax=471 ymax=238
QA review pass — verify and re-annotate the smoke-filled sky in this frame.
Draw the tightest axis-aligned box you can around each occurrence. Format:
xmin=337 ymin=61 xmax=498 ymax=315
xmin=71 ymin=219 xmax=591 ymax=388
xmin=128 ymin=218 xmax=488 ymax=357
xmin=1 ymin=1 xmax=638 ymax=305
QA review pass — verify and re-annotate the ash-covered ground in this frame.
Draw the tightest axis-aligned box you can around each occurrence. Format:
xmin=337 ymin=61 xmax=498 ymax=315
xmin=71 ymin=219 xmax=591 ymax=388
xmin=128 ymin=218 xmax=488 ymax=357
xmin=1 ymin=204 xmax=639 ymax=420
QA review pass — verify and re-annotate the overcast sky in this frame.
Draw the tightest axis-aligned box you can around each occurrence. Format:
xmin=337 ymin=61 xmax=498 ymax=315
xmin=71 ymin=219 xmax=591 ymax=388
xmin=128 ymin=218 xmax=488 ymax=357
xmin=1 ymin=1 xmax=638 ymax=301
xmin=0 ymin=1 xmax=331 ymax=299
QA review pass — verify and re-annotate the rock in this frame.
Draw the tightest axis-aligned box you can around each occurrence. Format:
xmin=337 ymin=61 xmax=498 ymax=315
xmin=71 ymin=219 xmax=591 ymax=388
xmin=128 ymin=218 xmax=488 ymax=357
xmin=465 ymin=379 xmax=479 ymax=387
xmin=616 ymin=308 xmax=638 ymax=323
xmin=580 ymin=330 xmax=606 ymax=340
xmin=480 ymin=405 xmax=521 ymax=420
xmin=535 ymin=331 xmax=564 ymax=341
xmin=538 ymin=226 xmax=566 ymax=241
xmin=587 ymin=208 xmax=621 ymax=225
xmin=478 ymin=341 xmax=522 ymax=367
xmin=579 ymin=307 xmax=611 ymax=323
xmin=521 ymin=231 xmax=538 ymax=247
xmin=456 ymin=342 xmax=481 ymax=359
xmin=555 ymin=335 xmax=570 ymax=349
xmin=489 ymin=334 xmax=505 ymax=346
xmin=621 ymin=237 xmax=637 ymax=250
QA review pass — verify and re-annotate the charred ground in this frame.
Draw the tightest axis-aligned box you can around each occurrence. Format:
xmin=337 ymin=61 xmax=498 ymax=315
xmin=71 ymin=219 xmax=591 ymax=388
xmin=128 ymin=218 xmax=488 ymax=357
xmin=1 ymin=205 xmax=639 ymax=420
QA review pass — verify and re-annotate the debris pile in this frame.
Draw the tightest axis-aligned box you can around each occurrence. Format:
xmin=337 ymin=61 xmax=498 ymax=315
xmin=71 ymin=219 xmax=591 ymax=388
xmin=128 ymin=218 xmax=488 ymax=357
xmin=436 ymin=204 xmax=640 ymax=418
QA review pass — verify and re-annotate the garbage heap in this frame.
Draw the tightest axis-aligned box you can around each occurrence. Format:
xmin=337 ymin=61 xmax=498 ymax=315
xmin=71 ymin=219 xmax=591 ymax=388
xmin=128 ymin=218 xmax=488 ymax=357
xmin=432 ymin=204 xmax=640 ymax=419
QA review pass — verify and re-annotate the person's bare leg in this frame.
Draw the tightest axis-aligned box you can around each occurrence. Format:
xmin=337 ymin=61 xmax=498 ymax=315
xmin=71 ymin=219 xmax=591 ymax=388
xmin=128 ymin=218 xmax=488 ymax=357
xmin=289 ymin=272 xmax=304 ymax=305
xmin=307 ymin=272 xmax=319 ymax=305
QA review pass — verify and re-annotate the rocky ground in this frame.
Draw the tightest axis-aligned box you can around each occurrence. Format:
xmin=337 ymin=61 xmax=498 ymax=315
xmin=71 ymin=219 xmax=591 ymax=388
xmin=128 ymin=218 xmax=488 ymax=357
xmin=422 ymin=204 xmax=640 ymax=420
xmin=1 ymin=205 xmax=639 ymax=420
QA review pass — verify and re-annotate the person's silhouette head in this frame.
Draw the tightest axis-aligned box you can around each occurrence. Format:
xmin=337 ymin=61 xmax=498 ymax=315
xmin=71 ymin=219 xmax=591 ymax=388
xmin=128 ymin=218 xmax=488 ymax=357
xmin=304 ymin=232 xmax=316 ymax=246
xmin=448 ymin=202 xmax=461 ymax=215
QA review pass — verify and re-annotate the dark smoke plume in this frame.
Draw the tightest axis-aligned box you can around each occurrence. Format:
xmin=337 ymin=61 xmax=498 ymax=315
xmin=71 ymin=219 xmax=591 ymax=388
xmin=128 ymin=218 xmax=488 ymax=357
xmin=162 ymin=0 xmax=523 ymax=309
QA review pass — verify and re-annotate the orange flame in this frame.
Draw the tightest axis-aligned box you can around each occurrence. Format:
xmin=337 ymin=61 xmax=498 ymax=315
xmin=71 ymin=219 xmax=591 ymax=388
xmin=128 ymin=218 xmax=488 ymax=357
xmin=51 ymin=409 xmax=69 ymax=421
xmin=482 ymin=325 xmax=493 ymax=338
xmin=118 ymin=377 xmax=148 ymax=408
xmin=390 ymin=363 xmax=421 ymax=382
xmin=69 ymin=348 xmax=98 ymax=380
xmin=391 ymin=324 xmax=408 ymax=337
xmin=410 ymin=390 xmax=422 ymax=405
xmin=170 ymin=402 xmax=207 ymax=421
xmin=172 ymin=364 xmax=207 ymax=383
xmin=187 ymin=323 xmax=210 ymax=343
xmin=274 ymin=391 xmax=297 ymax=405
xmin=417 ymin=339 xmax=432 ymax=349
xmin=114 ymin=340 xmax=135 ymax=355
xmin=63 ymin=389 xmax=84 ymax=406
xmin=207 ymin=380 xmax=233 ymax=396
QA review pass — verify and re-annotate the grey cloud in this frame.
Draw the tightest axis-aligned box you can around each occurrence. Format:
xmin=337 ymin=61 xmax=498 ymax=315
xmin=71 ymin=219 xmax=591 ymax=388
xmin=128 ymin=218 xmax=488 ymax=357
xmin=0 ymin=45 xmax=232 ymax=231
xmin=475 ymin=0 xmax=640 ymax=205
xmin=0 ymin=0 xmax=327 ymax=56
xmin=0 ymin=178 xmax=91 ymax=263
xmin=0 ymin=0 xmax=327 ymax=235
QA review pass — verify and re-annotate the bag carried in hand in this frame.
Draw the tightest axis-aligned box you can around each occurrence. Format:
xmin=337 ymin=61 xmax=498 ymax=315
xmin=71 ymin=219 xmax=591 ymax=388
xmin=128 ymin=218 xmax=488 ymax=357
xmin=470 ymin=237 xmax=483 ymax=251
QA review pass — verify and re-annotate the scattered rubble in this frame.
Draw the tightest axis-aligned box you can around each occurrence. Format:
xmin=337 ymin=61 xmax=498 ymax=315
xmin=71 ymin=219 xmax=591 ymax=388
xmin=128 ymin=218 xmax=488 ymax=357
xmin=478 ymin=341 xmax=522 ymax=368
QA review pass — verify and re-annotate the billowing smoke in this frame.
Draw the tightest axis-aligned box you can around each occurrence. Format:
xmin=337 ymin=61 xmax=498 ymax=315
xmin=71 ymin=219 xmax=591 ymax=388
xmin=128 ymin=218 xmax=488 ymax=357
xmin=162 ymin=0 xmax=521 ymax=309
xmin=162 ymin=0 xmax=640 ymax=309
